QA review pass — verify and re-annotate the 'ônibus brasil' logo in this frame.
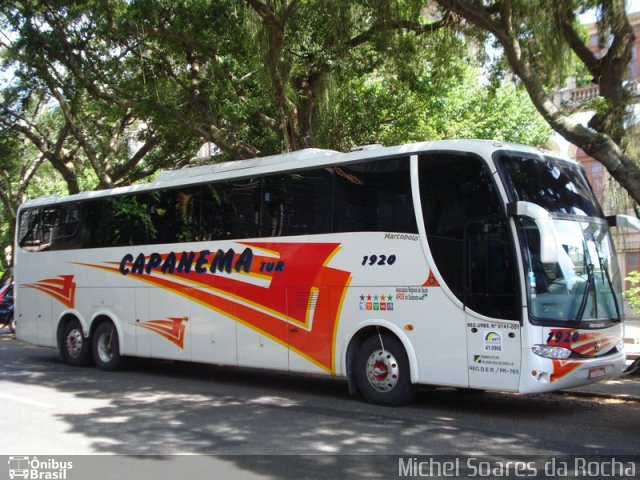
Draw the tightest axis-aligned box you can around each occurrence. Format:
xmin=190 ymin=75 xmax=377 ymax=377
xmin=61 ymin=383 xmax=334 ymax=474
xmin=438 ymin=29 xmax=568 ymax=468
xmin=8 ymin=456 xmax=73 ymax=479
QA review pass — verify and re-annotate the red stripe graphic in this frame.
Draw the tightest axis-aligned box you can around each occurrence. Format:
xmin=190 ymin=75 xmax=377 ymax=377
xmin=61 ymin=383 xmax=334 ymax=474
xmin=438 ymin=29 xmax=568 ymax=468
xmin=138 ymin=317 xmax=187 ymax=349
xmin=24 ymin=275 xmax=76 ymax=308
xmin=82 ymin=242 xmax=351 ymax=372
xmin=547 ymin=328 xmax=621 ymax=382
xmin=550 ymin=359 xmax=582 ymax=383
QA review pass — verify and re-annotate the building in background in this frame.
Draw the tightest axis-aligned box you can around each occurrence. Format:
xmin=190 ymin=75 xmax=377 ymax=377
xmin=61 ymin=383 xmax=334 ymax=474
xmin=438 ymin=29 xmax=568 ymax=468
xmin=551 ymin=12 xmax=640 ymax=315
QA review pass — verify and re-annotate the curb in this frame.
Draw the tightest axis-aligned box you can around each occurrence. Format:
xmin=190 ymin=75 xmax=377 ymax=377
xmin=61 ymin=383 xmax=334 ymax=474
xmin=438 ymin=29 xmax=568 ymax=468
xmin=559 ymin=390 xmax=640 ymax=402
xmin=559 ymin=388 xmax=640 ymax=402
xmin=560 ymin=373 xmax=640 ymax=402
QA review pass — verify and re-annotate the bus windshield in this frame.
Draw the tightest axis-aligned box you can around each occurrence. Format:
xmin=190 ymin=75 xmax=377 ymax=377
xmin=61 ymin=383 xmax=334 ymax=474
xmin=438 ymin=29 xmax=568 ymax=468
xmin=497 ymin=152 xmax=622 ymax=326
xmin=518 ymin=218 xmax=621 ymax=324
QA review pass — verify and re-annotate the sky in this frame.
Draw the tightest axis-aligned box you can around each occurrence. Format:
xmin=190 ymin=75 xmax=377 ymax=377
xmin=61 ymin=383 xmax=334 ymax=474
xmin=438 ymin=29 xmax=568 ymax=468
xmin=581 ymin=0 xmax=640 ymax=23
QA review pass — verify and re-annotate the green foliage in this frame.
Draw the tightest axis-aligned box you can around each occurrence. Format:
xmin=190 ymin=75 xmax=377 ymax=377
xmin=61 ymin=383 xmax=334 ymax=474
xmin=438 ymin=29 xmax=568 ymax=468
xmin=3 ymin=0 xmax=553 ymax=163
xmin=437 ymin=0 xmax=640 ymax=205
xmin=465 ymin=0 xmax=596 ymax=91
xmin=106 ymin=194 xmax=157 ymax=245
xmin=317 ymin=58 xmax=552 ymax=151
xmin=624 ymin=271 xmax=640 ymax=314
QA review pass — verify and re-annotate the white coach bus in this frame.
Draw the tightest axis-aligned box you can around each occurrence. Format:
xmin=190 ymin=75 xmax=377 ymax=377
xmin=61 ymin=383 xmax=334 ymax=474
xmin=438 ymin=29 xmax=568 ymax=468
xmin=14 ymin=140 xmax=634 ymax=405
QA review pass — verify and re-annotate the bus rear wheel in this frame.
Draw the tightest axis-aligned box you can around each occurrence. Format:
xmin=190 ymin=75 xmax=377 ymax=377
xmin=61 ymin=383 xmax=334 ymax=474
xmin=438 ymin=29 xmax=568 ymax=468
xmin=355 ymin=333 xmax=415 ymax=406
xmin=61 ymin=320 xmax=91 ymax=366
xmin=92 ymin=322 xmax=124 ymax=371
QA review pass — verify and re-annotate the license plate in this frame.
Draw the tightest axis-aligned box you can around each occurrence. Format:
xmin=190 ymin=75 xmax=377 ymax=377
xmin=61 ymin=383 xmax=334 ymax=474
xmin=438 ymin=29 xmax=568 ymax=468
xmin=589 ymin=367 xmax=606 ymax=379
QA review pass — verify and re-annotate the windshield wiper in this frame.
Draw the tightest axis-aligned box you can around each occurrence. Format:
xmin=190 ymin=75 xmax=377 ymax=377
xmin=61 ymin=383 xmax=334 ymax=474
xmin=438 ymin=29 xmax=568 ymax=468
xmin=572 ymin=263 xmax=593 ymax=324
xmin=592 ymin=237 xmax=622 ymax=322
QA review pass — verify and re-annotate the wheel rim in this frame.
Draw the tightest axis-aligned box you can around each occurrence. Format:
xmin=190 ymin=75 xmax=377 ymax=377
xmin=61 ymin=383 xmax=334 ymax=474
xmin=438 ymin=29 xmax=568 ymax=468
xmin=365 ymin=348 xmax=400 ymax=392
xmin=65 ymin=328 xmax=84 ymax=358
xmin=96 ymin=328 xmax=114 ymax=363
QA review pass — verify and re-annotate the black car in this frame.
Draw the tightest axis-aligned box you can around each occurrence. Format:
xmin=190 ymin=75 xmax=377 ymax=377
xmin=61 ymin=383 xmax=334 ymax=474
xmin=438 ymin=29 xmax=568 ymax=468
xmin=0 ymin=284 xmax=15 ymax=334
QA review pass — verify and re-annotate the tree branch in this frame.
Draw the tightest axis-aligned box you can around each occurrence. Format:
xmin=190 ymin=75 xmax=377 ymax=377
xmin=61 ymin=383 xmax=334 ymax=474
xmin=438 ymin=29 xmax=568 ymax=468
xmin=247 ymin=0 xmax=298 ymax=150
xmin=555 ymin=5 xmax=600 ymax=76
xmin=348 ymin=15 xmax=455 ymax=48
xmin=110 ymin=134 xmax=162 ymax=183
xmin=436 ymin=0 xmax=640 ymax=204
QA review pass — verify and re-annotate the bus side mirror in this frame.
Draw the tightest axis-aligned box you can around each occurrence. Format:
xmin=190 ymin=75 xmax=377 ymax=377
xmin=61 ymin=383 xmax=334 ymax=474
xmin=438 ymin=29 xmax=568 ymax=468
xmin=607 ymin=214 xmax=640 ymax=231
xmin=507 ymin=201 xmax=559 ymax=264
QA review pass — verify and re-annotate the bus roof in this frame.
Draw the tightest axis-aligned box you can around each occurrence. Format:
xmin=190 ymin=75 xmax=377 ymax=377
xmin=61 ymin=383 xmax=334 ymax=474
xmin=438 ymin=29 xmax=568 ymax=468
xmin=19 ymin=139 xmax=551 ymax=209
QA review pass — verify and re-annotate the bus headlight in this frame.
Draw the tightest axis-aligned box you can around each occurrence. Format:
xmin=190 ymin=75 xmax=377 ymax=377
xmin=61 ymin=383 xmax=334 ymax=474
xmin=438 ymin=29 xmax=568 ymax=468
xmin=532 ymin=344 xmax=572 ymax=359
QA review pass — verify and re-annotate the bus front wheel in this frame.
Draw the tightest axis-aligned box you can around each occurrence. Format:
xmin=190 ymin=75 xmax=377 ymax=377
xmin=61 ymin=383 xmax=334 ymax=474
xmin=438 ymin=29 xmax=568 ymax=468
xmin=61 ymin=320 xmax=91 ymax=366
xmin=355 ymin=333 xmax=416 ymax=406
xmin=92 ymin=322 xmax=124 ymax=371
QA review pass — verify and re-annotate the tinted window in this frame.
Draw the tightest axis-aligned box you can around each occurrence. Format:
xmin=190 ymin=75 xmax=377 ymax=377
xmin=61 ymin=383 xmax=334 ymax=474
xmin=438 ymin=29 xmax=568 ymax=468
xmin=18 ymin=205 xmax=81 ymax=251
xmin=286 ymin=168 xmax=335 ymax=234
xmin=18 ymin=208 xmax=44 ymax=249
xmin=497 ymin=153 xmax=602 ymax=217
xmin=333 ymin=157 xmax=416 ymax=233
xmin=419 ymin=153 xmax=519 ymax=320
xmin=18 ymin=156 xmax=418 ymax=250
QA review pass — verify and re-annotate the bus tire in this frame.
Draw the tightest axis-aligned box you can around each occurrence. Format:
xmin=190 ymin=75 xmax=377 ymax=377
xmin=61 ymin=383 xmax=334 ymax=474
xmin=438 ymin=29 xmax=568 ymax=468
xmin=61 ymin=320 xmax=91 ymax=367
xmin=9 ymin=313 xmax=15 ymax=334
xmin=355 ymin=333 xmax=416 ymax=406
xmin=92 ymin=322 xmax=124 ymax=371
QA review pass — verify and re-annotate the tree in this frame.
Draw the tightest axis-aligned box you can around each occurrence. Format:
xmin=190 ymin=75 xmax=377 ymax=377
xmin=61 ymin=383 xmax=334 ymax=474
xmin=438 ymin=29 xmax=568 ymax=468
xmin=1 ymin=1 xmax=199 ymax=194
xmin=2 ymin=0 xmax=557 ymax=190
xmin=109 ymin=0 xmax=464 ymax=157
xmin=435 ymin=0 xmax=640 ymax=205
xmin=1 ymin=0 xmax=557 ymax=275
xmin=624 ymin=270 xmax=640 ymax=312
xmin=0 ymin=129 xmax=42 ymax=279
xmin=3 ymin=1 xmax=468 ymax=162
xmin=317 ymin=56 xmax=552 ymax=150
xmin=3 ymin=0 xmax=551 ymax=176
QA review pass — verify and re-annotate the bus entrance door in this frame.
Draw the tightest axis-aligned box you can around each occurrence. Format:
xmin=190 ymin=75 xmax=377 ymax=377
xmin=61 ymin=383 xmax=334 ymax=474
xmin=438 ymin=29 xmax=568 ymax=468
xmin=464 ymin=222 xmax=521 ymax=391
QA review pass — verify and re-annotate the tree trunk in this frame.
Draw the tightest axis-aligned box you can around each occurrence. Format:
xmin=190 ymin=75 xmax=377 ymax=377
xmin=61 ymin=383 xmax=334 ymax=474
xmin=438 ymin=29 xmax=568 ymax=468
xmin=436 ymin=0 xmax=640 ymax=206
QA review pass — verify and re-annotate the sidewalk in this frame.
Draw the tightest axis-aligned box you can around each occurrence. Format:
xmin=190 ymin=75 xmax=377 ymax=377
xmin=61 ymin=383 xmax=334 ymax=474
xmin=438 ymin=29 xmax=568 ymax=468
xmin=564 ymin=318 xmax=640 ymax=401
xmin=623 ymin=317 xmax=640 ymax=364
xmin=566 ymin=376 xmax=640 ymax=400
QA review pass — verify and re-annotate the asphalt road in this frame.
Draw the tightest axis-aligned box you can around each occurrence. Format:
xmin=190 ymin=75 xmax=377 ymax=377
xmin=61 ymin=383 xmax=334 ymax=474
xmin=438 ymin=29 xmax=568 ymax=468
xmin=1 ymin=328 xmax=638 ymax=478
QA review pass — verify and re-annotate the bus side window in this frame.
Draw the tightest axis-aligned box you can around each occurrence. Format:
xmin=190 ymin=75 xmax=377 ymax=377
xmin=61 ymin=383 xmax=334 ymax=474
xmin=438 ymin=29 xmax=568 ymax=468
xmin=333 ymin=157 xmax=417 ymax=234
xmin=228 ymin=178 xmax=261 ymax=239
xmin=18 ymin=206 xmax=63 ymax=251
xmin=18 ymin=208 xmax=43 ymax=250
xmin=40 ymin=207 xmax=61 ymax=250
xmin=151 ymin=186 xmax=203 ymax=243
xmin=101 ymin=194 xmax=157 ymax=247
xmin=261 ymin=175 xmax=289 ymax=237
xmin=44 ymin=203 xmax=82 ymax=250
xmin=288 ymin=169 xmax=334 ymax=235
xmin=81 ymin=200 xmax=103 ymax=248
xmin=200 ymin=183 xmax=235 ymax=240
xmin=419 ymin=154 xmax=519 ymax=320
